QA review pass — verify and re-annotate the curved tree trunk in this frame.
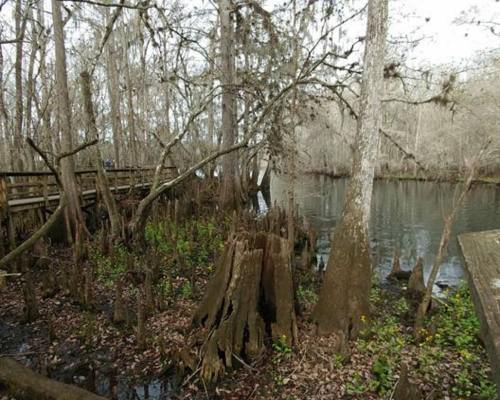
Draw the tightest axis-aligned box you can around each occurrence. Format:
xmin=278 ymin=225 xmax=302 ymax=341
xmin=0 ymin=357 xmax=107 ymax=400
xmin=313 ymin=0 xmax=388 ymax=340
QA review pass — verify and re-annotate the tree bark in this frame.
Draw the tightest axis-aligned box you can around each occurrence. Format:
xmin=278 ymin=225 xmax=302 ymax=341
xmin=0 ymin=36 xmax=11 ymax=170
xmin=313 ymin=0 xmax=388 ymax=339
xmin=0 ymin=357 xmax=107 ymax=400
xmin=51 ymin=0 xmax=86 ymax=238
xmin=104 ymin=11 xmax=123 ymax=168
xmin=13 ymin=0 xmax=28 ymax=171
xmin=80 ymin=71 xmax=122 ymax=240
xmin=218 ymin=0 xmax=241 ymax=209
xmin=193 ymin=231 xmax=297 ymax=383
xmin=122 ymin=26 xmax=139 ymax=166
xmin=23 ymin=6 xmax=39 ymax=170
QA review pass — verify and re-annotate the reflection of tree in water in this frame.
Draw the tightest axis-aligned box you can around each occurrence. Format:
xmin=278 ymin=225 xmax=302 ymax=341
xmin=271 ymin=175 xmax=500 ymax=288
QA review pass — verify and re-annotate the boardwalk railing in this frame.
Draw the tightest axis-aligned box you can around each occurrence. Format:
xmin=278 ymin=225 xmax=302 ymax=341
xmin=0 ymin=166 xmax=177 ymax=214
xmin=0 ymin=166 xmax=177 ymax=256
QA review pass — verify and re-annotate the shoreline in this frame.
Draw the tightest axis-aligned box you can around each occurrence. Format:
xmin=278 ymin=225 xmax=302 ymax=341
xmin=304 ymin=170 xmax=500 ymax=185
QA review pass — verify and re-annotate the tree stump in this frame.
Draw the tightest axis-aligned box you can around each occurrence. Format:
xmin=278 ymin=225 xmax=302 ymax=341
xmin=387 ymin=248 xmax=410 ymax=281
xmin=192 ymin=231 xmax=297 ymax=382
xmin=136 ymin=290 xmax=146 ymax=350
xmin=408 ymin=257 xmax=426 ymax=297
xmin=23 ymin=269 xmax=38 ymax=322
xmin=393 ymin=365 xmax=423 ymax=400
xmin=113 ymin=276 xmax=126 ymax=324
xmin=262 ymin=234 xmax=298 ymax=345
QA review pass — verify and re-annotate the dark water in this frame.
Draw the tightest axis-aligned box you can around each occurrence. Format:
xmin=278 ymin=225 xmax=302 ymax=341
xmin=270 ymin=175 xmax=500 ymax=290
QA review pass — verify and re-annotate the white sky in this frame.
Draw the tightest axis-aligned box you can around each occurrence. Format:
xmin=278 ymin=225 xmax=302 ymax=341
xmin=1 ymin=0 xmax=498 ymax=68
xmin=389 ymin=0 xmax=500 ymax=65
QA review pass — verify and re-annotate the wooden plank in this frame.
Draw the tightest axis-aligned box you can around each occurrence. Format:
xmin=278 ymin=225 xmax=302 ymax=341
xmin=4 ymin=166 xmax=177 ymax=213
xmin=0 ymin=166 xmax=176 ymax=177
xmin=0 ymin=176 xmax=7 ymax=257
xmin=458 ymin=229 xmax=500 ymax=397
xmin=8 ymin=182 xmax=158 ymax=211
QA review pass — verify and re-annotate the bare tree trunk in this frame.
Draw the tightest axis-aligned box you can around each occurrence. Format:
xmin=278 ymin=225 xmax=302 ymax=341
xmin=14 ymin=0 xmax=27 ymax=171
xmin=0 ymin=357 xmax=107 ymax=400
xmin=51 ymin=0 xmax=86 ymax=239
xmin=24 ymin=7 xmax=39 ymax=170
xmin=80 ymin=71 xmax=122 ymax=240
xmin=36 ymin=2 xmax=57 ymax=157
xmin=104 ymin=13 xmax=123 ymax=168
xmin=0 ymin=37 xmax=11 ymax=170
xmin=313 ymin=0 xmax=388 ymax=340
xmin=218 ymin=0 xmax=241 ymax=209
xmin=122 ymin=27 xmax=138 ymax=167
xmin=207 ymin=28 xmax=217 ymax=177
xmin=413 ymin=106 xmax=422 ymax=177
xmin=287 ymin=0 xmax=300 ymax=249
xmin=139 ymin=20 xmax=149 ymax=165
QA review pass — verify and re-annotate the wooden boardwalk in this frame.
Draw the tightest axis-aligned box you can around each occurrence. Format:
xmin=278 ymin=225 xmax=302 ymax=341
xmin=1 ymin=167 xmax=177 ymax=213
xmin=458 ymin=229 xmax=500 ymax=396
xmin=0 ymin=167 xmax=177 ymax=253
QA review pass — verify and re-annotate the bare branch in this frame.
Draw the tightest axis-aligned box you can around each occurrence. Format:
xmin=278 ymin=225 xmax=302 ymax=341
xmin=153 ymin=140 xmax=251 ymax=201
xmin=56 ymin=139 xmax=99 ymax=164
xmin=90 ymin=0 xmax=125 ymax=75
xmin=0 ymin=195 xmax=67 ymax=270
xmin=26 ymin=137 xmax=61 ymax=187
xmin=59 ymin=0 xmax=151 ymax=10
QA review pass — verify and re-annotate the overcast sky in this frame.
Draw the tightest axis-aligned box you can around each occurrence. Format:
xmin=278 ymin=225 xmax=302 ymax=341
xmin=389 ymin=0 xmax=499 ymax=65
xmin=1 ymin=0 xmax=499 ymax=68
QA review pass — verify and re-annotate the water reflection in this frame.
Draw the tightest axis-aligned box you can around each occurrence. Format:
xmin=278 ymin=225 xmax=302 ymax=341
xmin=92 ymin=374 xmax=178 ymax=400
xmin=271 ymin=175 xmax=500 ymax=288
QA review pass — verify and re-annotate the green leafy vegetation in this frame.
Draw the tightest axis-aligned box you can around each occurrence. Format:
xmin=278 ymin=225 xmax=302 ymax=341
xmin=297 ymin=284 xmax=318 ymax=304
xmin=424 ymin=284 xmax=497 ymax=399
xmin=145 ymin=216 xmax=225 ymax=272
xmin=353 ymin=284 xmax=497 ymax=399
xmin=273 ymin=335 xmax=293 ymax=364
xmin=145 ymin=215 xmax=227 ymax=300
xmin=90 ymin=241 xmax=129 ymax=288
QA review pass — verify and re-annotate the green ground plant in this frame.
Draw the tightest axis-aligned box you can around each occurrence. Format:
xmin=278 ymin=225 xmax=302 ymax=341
xmin=145 ymin=215 xmax=227 ymax=300
xmin=90 ymin=241 xmax=128 ymax=288
xmin=353 ymin=283 xmax=496 ymax=399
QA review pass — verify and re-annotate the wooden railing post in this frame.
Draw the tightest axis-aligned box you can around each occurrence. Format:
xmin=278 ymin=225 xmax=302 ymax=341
xmin=0 ymin=176 xmax=7 ymax=257
xmin=42 ymin=176 xmax=49 ymax=208
xmin=0 ymin=176 xmax=15 ymax=256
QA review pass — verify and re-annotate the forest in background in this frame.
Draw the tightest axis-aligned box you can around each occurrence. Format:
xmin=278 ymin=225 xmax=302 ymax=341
xmin=0 ymin=0 xmax=498 ymax=180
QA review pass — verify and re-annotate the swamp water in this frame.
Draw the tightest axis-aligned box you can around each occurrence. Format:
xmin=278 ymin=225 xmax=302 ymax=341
xmin=270 ymin=175 xmax=500 ymax=290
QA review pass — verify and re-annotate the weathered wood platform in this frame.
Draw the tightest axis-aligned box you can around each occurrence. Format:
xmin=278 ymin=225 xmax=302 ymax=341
xmin=0 ymin=167 xmax=177 ymax=254
xmin=1 ymin=167 xmax=177 ymax=213
xmin=458 ymin=229 xmax=500 ymax=396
